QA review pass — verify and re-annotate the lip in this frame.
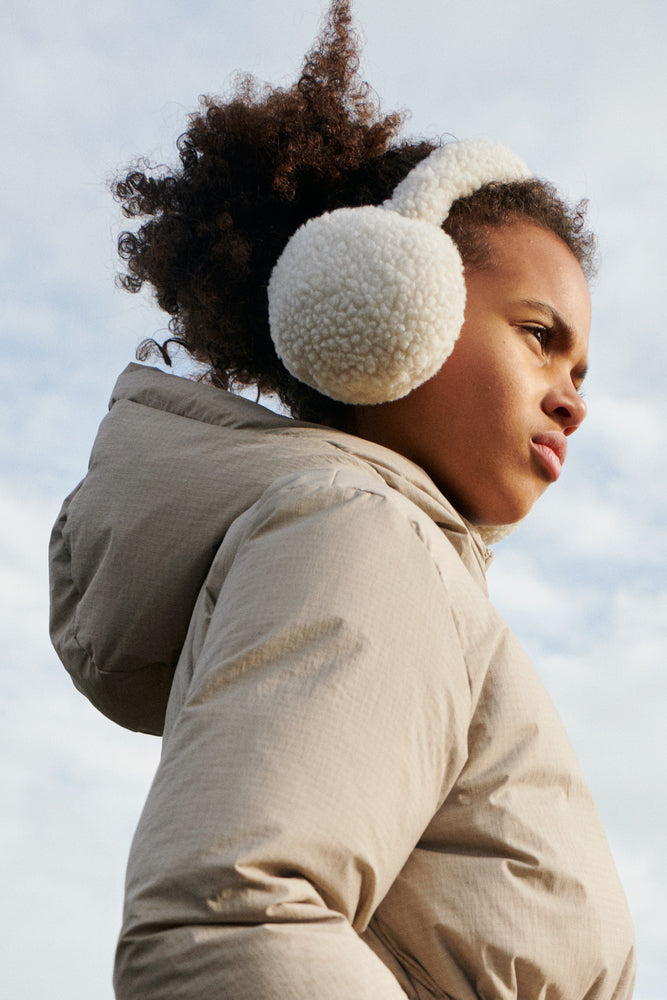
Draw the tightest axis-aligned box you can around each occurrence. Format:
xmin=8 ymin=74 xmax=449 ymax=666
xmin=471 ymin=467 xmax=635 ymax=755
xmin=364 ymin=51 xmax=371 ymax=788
xmin=531 ymin=432 xmax=568 ymax=482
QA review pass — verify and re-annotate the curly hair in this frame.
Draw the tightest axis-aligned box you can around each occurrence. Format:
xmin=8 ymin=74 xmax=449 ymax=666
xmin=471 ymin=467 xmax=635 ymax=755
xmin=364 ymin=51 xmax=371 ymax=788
xmin=113 ymin=0 xmax=595 ymax=427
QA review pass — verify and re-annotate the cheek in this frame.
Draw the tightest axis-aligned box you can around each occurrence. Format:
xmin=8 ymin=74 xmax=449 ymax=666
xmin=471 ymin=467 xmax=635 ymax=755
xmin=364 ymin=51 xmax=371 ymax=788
xmin=485 ymin=367 xmax=529 ymax=422
xmin=439 ymin=346 xmax=519 ymax=426
xmin=416 ymin=366 xmax=472 ymax=436
xmin=407 ymin=327 xmax=530 ymax=459
xmin=426 ymin=335 xmax=485 ymax=409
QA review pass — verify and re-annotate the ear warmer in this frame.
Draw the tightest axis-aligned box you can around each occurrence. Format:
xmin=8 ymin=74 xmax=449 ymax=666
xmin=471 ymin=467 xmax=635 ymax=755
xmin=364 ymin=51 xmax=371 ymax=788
xmin=267 ymin=139 xmax=531 ymax=405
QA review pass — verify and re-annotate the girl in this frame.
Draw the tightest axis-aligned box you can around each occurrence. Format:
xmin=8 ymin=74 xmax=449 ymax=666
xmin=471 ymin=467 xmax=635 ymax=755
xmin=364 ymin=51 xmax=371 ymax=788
xmin=49 ymin=2 xmax=635 ymax=997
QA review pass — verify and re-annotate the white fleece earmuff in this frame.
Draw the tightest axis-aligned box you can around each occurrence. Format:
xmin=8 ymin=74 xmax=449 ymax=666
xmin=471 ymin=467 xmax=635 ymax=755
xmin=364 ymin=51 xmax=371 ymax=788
xmin=267 ymin=139 xmax=531 ymax=405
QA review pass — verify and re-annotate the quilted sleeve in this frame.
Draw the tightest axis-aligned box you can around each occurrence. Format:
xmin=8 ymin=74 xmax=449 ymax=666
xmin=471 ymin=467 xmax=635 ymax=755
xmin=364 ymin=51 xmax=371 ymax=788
xmin=114 ymin=470 xmax=472 ymax=999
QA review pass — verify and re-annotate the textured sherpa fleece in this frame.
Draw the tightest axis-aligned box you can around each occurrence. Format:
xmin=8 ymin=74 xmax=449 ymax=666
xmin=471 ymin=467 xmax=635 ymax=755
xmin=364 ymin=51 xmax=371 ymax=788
xmin=268 ymin=139 xmax=530 ymax=405
xmin=268 ymin=207 xmax=465 ymax=404
xmin=387 ymin=139 xmax=531 ymax=223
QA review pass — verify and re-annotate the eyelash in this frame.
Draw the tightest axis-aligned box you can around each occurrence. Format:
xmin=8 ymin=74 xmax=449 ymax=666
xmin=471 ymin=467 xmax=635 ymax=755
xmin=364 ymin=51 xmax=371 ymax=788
xmin=522 ymin=324 xmax=551 ymax=348
xmin=522 ymin=325 xmax=586 ymax=396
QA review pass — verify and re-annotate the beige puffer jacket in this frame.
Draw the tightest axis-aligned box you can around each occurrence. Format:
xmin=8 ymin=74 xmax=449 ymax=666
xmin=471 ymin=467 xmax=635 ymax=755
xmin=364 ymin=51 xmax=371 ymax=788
xmin=49 ymin=364 xmax=636 ymax=1000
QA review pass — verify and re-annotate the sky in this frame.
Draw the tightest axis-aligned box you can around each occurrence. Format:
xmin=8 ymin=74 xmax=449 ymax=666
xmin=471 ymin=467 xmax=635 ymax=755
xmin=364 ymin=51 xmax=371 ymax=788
xmin=3 ymin=0 xmax=666 ymax=997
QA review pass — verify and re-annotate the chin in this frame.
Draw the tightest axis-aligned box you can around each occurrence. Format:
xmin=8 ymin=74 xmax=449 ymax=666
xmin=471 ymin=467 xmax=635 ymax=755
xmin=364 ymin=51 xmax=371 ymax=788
xmin=437 ymin=471 xmax=546 ymax=529
xmin=466 ymin=492 xmax=542 ymax=528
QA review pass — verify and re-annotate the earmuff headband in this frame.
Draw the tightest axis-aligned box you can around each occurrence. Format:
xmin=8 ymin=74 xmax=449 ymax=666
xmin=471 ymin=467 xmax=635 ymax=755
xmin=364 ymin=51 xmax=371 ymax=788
xmin=268 ymin=139 xmax=531 ymax=405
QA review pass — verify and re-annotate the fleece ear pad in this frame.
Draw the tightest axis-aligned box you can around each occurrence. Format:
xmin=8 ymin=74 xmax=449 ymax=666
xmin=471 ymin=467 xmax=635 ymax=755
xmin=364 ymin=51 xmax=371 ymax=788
xmin=268 ymin=205 xmax=465 ymax=405
xmin=268 ymin=140 xmax=531 ymax=405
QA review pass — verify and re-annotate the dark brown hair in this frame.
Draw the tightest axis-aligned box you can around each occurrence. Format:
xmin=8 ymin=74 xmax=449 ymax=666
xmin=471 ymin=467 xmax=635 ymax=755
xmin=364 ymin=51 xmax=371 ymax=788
xmin=113 ymin=0 xmax=595 ymax=427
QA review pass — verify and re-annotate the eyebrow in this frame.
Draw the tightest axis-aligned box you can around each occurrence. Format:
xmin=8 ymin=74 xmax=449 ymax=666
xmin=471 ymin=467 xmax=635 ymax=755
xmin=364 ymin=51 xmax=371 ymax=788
xmin=514 ymin=298 xmax=589 ymax=385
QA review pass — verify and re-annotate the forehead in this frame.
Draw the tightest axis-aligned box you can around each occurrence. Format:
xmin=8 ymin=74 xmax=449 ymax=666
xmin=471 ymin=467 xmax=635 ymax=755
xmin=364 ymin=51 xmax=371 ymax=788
xmin=479 ymin=220 xmax=591 ymax=331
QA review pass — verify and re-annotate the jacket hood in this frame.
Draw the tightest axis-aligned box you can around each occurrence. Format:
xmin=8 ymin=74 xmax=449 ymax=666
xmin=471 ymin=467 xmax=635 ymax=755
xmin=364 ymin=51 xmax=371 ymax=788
xmin=49 ymin=363 xmax=492 ymax=735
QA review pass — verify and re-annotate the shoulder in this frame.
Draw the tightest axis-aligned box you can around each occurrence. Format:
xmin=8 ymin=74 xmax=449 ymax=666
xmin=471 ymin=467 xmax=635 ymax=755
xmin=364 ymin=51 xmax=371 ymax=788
xmin=201 ymin=457 xmax=489 ymax=682
xmin=224 ymin=459 xmax=458 ymax=585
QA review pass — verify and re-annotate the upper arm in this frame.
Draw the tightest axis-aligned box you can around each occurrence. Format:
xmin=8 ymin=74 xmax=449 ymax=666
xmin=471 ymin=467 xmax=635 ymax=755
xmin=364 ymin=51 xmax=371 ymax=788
xmin=116 ymin=473 xmax=472 ymax=997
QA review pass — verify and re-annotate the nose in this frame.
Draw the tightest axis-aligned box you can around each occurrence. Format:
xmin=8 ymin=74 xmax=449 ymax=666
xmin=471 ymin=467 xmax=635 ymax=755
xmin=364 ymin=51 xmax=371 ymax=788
xmin=543 ymin=381 xmax=587 ymax=436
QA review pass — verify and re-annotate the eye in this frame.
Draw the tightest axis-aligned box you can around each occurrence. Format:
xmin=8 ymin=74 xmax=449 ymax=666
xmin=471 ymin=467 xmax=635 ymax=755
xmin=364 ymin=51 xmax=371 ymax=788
xmin=522 ymin=324 xmax=550 ymax=349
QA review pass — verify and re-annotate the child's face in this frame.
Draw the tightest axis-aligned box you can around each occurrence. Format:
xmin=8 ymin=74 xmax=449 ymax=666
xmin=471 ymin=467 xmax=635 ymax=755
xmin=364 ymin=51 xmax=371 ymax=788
xmin=356 ymin=219 xmax=591 ymax=526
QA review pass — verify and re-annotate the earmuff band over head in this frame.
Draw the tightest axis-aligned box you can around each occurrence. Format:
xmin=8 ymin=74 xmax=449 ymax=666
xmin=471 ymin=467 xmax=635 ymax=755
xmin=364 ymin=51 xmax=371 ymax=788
xmin=268 ymin=139 xmax=531 ymax=405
